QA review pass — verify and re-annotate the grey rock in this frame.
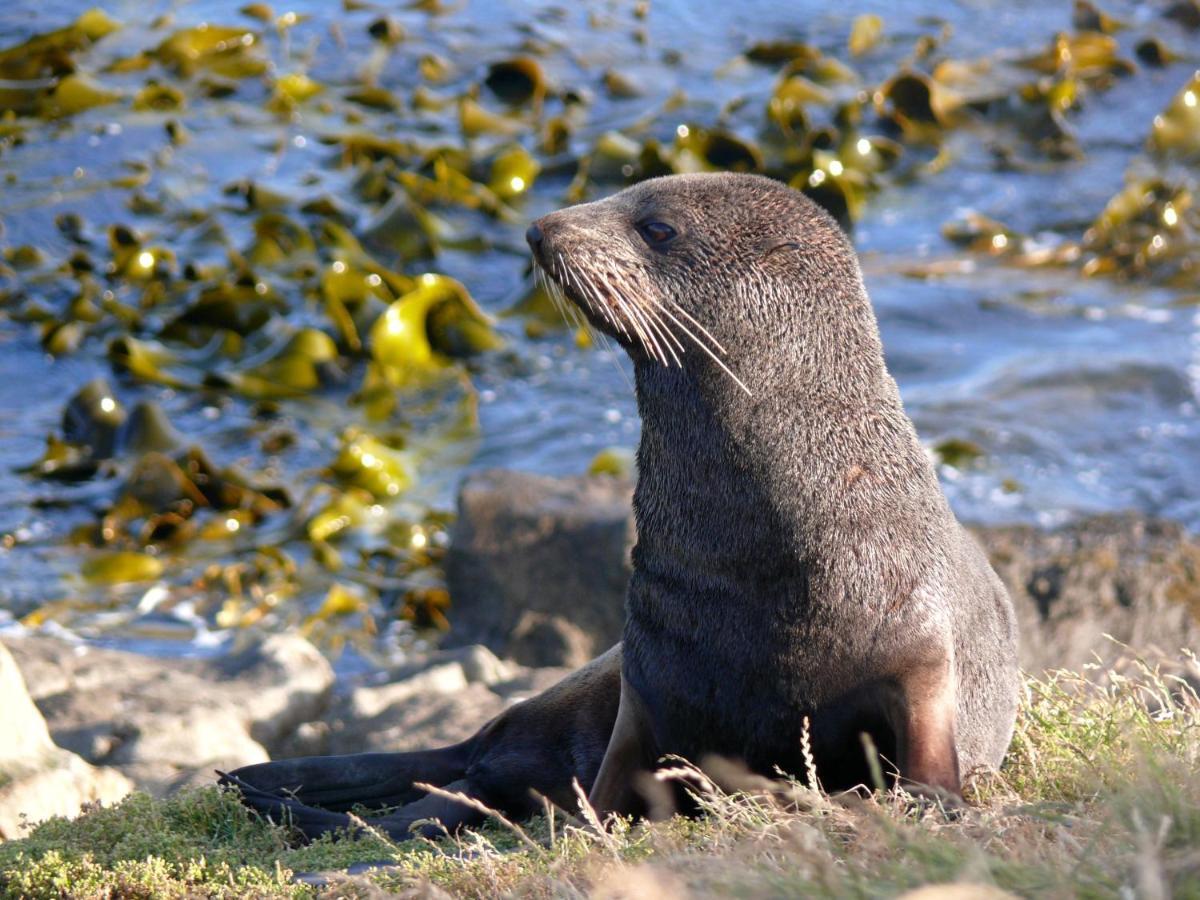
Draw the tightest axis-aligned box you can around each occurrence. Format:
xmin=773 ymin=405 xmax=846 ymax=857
xmin=0 ymin=754 xmax=133 ymax=840
xmin=975 ymin=514 xmax=1200 ymax=674
xmin=0 ymin=643 xmax=132 ymax=838
xmin=350 ymin=662 xmax=470 ymax=719
xmin=315 ymin=646 xmax=537 ymax=756
xmin=0 ymin=641 xmax=56 ymax=766
xmin=207 ymin=634 xmax=335 ymax=749
xmin=445 ymin=469 xmax=634 ymax=667
xmin=326 ymin=683 xmax=509 ymax=755
xmin=5 ymin=637 xmax=268 ymax=795
xmin=2 ymin=633 xmax=333 ymax=795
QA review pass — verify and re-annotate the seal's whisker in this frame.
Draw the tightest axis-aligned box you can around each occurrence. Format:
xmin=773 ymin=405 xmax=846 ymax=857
xmin=605 ymin=270 xmax=681 ymax=365
xmin=631 ymin=289 xmax=685 ymax=366
xmin=600 ymin=271 xmax=670 ymax=367
xmin=590 ymin=325 xmax=637 ymax=396
xmin=560 ymin=255 xmax=622 ymax=340
xmin=580 ymin=267 xmax=657 ymax=367
xmin=587 ymin=269 xmax=660 ymax=365
xmin=543 ymin=258 xmax=636 ymax=394
xmin=654 ymin=301 xmax=753 ymax=397
xmin=569 ymin=266 xmax=616 ymax=335
xmin=661 ymin=295 xmax=729 ymax=356
xmin=549 ymin=273 xmax=585 ymax=336
xmin=623 ymin=288 xmax=681 ymax=368
xmin=571 ymin=271 xmax=638 ymax=395
xmin=643 ymin=302 xmax=686 ymax=357
xmin=537 ymin=265 xmax=577 ymax=332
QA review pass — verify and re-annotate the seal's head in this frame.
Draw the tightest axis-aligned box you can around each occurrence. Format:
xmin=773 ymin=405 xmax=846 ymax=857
xmin=526 ymin=172 xmax=886 ymax=402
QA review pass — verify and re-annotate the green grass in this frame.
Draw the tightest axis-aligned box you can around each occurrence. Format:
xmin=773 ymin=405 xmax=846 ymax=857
xmin=1 ymin=653 xmax=1197 ymax=899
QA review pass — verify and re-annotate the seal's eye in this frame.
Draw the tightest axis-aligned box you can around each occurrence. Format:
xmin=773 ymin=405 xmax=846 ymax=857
xmin=637 ymin=221 xmax=677 ymax=247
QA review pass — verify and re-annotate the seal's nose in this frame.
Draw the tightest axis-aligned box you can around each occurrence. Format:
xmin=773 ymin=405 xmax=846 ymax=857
xmin=525 ymin=222 xmax=543 ymax=249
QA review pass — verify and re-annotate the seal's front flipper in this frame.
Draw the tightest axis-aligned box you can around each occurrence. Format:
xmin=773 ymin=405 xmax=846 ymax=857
xmin=894 ymin=654 xmax=963 ymax=803
xmin=224 ymin=743 xmax=475 ymax=813
xmin=586 ymin=674 xmax=657 ymax=822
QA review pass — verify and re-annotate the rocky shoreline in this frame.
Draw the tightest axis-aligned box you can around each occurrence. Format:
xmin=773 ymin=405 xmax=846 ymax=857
xmin=2 ymin=468 xmax=1199 ymax=839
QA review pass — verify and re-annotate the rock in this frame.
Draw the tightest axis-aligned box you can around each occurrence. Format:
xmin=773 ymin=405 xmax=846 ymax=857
xmin=490 ymin=665 xmax=575 ymax=702
xmin=0 ymin=642 xmax=56 ymax=765
xmin=206 ymin=634 xmax=335 ymax=750
xmin=5 ymin=637 xmax=268 ymax=795
xmin=2 ymin=633 xmax=333 ymax=795
xmin=897 ymin=886 xmax=1019 ymax=900
xmin=372 ymin=643 xmax=518 ymax=690
xmin=451 ymin=644 xmax=518 ymax=686
xmin=445 ymin=469 xmax=634 ymax=667
xmin=326 ymin=683 xmax=509 ymax=755
xmin=273 ymin=721 xmax=332 ymax=759
xmin=294 ymin=645 xmax=557 ymax=758
xmin=350 ymin=662 xmax=470 ymax=719
xmin=974 ymin=514 xmax=1200 ymax=673
xmin=444 ymin=470 xmax=1200 ymax=675
xmin=0 ymin=643 xmax=132 ymax=839
xmin=0 ymin=754 xmax=133 ymax=840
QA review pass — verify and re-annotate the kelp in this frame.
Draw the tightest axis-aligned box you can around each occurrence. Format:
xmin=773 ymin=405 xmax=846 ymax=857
xmin=484 ymin=57 xmax=547 ymax=108
xmin=367 ymin=273 xmax=500 ymax=387
xmin=151 ymin=24 xmax=265 ymax=78
xmin=205 ymin=328 xmax=341 ymax=399
xmin=1082 ymin=177 xmax=1195 ymax=281
xmin=330 ymin=429 xmax=415 ymax=499
xmin=1148 ymin=72 xmax=1200 ymax=161
xmin=849 ymin=15 xmax=883 ymax=57
xmin=488 ymin=144 xmax=541 ymax=200
xmin=81 ymin=551 xmax=164 ymax=584
xmin=132 ymin=82 xmax=185 ymax=111
xmin=0 ymin=8 xmax=119 ymax=82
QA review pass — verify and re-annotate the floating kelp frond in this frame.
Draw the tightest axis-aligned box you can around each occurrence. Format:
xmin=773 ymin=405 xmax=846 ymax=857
xmin=1072 ymin=0 xmax=1126 ymax=34
xmin=943 ymin=212 xmax=1024 ymax=256
xmin=36 ymin=73 xmax=121 ymax=119
xmin=849 ymin=14 xmax=883 ymax=58
xmin=1015 ymin=32 xmax=1134 ymax=82
xmin=459 ymin=95 xmax=527 ymax=139
xmin=675 ymin=126 xmax=764 ymax=174
xmin=876 ymin=69 xmax=964 ymax=134
xmin=484 ymin=56 xmax=547 ymax=108
xmin=1148 ymin=72 xmax=1200 ymax=161
xmin=206 ymin=328 xmax=341 ymax=399
xmin=330 ymin=429 xmax=415 ymax=499
xmin=0 ymin=8 xmax=120 ymax=81
xmin=152 ymin=24 xmax=264 ymax=78
xmin=488 ymin=144 xmax=541 ymax=200
xmin=132 ymin=81 xmax=185 ymax=111
xmin=80 ymin=550 xmax=164 ymax=585
xmin=367 ymin=273 xmax=500 ymax=387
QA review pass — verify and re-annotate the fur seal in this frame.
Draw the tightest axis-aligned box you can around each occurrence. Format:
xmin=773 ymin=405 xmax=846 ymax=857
xmin=224 ymin=172 xmax=1018 ymax=838
xmin=529 ymin=173 xmax=1019 ymax=813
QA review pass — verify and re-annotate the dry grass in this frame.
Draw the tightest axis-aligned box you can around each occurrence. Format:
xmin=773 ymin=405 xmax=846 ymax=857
xmin=1 ymin=650 xmax=1198 ymax=899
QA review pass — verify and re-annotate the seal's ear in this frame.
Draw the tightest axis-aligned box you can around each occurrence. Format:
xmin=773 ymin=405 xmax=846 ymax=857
xmin=757 ymin=238 xmax=800 ymax=266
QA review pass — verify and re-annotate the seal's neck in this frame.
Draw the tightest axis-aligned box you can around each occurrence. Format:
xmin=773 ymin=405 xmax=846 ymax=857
xmin=629 ymin=312 xmax=941 ymax=579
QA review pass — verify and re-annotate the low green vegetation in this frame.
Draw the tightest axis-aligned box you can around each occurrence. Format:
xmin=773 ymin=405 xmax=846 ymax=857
xmin=2 ymin=654 xmax=1196 ymax=898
